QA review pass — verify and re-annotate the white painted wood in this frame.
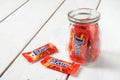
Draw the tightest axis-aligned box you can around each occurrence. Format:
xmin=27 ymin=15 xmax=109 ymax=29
xmin=99 ymin=0 xmax=120 ymax=52
xmin=1 ymin=55 xmax=67 ymax=80
xmin=0 ymin=0 xmax=28 ymax=22
xmin=73 ymin=0 xmax=100 ymax=9
xmin=68 ymin=51 xmax=120 ymax=80
xmin=69 ymin=0 xmax=120 ymax=80
xmin=0 ymin=0 xmax=64 ymax=76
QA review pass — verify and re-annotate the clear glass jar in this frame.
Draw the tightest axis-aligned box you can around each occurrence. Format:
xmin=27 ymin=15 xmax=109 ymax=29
xmin=67 ymin=8 xmax=100 ymax=64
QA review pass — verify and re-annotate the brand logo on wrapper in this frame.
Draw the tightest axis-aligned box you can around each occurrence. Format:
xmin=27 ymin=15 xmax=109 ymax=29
xmin=32 ymin=46 xmax=48 ymax=55
xmin=74 ymin=36 xmax=84 ymax=56
xmin=49 ymin=58 xmax=68 ymax=67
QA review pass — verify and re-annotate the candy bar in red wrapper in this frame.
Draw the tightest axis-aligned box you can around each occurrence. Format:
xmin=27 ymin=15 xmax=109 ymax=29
xmin=68 ymin=24 xmax=89 ymax=52
xmin=41 ymin=56 xmax=80 ymax=75
xmin=22 ymin=43 xmax=58 ymax=63
xmin=68 ymin=24 xmax=89 ymax=63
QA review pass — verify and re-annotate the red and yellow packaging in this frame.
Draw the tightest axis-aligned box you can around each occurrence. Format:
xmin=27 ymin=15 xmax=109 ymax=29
xmin=68 ymin=24 xmax=89 ymax=63
xmin=41 ymin=56 xmax=80 ymax=75
xmin=22 ymin=43 xmax=58 ymax=63
xmin=68 ymin=23 xmax=100 ymax=63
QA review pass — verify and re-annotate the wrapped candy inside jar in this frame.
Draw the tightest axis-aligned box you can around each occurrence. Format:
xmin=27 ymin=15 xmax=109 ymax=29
xmin=67 ymin=8 xmax=100 ymax=64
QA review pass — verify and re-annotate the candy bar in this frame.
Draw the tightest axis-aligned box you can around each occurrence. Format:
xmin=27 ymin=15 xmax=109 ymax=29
xmin=22 ymin=43 xmax=58 ymax=63
xmin=41 ymin=56 xmax=80 ymax=74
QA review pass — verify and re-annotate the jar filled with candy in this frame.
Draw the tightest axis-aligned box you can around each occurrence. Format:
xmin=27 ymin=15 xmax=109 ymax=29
xmin=68 ymin=8 xmax=100 ymax=64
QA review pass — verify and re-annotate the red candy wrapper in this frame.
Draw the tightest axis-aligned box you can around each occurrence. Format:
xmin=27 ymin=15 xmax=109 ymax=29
xmin=41 ymin=56 xmax=80 ymax=74
xmin=68 ymin=24 xmax=89 ymax=63
xmin=68 ymin=23 xmax=100 ymax=63
xmin=22 ymin=43 xmax=58 ymax=63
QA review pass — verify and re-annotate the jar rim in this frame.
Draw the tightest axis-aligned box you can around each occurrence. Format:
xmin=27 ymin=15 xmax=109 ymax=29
xmin=68 ymin=8 xmax=100 ymax=24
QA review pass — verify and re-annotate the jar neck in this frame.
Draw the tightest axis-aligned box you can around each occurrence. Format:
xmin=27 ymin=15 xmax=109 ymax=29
xmin=68 ymin=8 xmax=100 ymax=24
xmin=70 ymin=22 xmax=98 ymax=26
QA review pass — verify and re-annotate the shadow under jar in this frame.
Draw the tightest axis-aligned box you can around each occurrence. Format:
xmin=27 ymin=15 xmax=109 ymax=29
xmin=68 ymin=8 xmax=100 ymax=64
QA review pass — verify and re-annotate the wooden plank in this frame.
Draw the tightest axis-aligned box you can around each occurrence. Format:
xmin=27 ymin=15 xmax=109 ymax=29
xmin=73 ymin=0 xmax=101 ymax=9
xmin=0 ymin=0 xmax=29 ymax=23
xmin=0 ymin=55 xmax=67 ymax=80
xmin=98 ymin=0 xmax=120 ymax=52
xmin=69 ymin=0 xmax=120 ymax=80
xmin=0 ymin=0 xmax=64 ymax=77
xmin=68 ymin=52 xmax=120 ymax=80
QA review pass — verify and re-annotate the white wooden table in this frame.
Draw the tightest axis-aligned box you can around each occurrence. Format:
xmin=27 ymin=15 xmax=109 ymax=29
xmin=0 ymin=0 xmax=120 ymax=80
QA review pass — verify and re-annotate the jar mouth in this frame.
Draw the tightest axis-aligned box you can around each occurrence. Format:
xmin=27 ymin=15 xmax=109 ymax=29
xmin=68 ymin=8 xmax=100 ymax=24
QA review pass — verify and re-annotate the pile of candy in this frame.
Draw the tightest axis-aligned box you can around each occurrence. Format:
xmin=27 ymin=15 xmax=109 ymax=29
xmin=68 ymin=23 xmax=100 ymax=63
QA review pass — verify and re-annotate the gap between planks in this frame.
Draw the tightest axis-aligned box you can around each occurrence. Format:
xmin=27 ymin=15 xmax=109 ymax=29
xmin=65 ymin=74 xmax=70 ymax=80
xmin=0 ymin=0 xmax=30 ymax=23
xmin=0 ymin=0 xmax=66 ymax=78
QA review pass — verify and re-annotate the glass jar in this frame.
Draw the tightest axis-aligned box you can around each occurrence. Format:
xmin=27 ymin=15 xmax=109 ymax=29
xmin=67 ymin=8 xmax=100 ymax=64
